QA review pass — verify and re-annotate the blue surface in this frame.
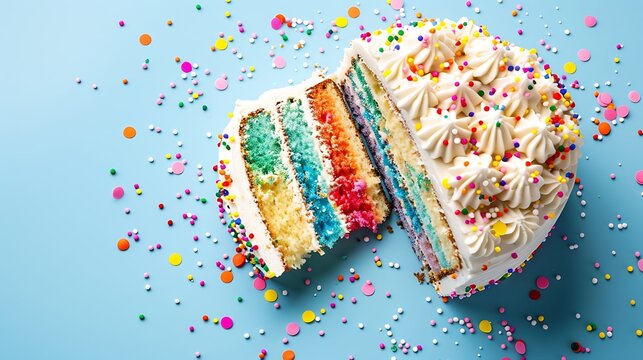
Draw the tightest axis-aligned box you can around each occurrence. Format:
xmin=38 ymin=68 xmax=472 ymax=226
xmin=1 ymin=0 xmax=642 ymax=359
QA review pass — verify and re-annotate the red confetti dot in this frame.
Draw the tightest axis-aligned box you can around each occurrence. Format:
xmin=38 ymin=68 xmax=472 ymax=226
xmin=529 ymin=289 xmax=541 ymax=300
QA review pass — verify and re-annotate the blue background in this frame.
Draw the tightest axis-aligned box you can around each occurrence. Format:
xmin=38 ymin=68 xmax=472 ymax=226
xmin=1 ymin=0 xmax=642 ymax=359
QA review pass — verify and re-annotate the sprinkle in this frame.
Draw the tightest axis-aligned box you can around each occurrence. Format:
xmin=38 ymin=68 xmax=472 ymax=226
xmin=270 ymin=17 xmax=283 ymax=30
xmin=347 ymin=6 xmax=360 ymax=18
xmin=215 ymin=77 xmax=228 ymax=90
xmin=220 ymin=271 xmax=234 ymax=283
xmin=286 ymin=322 xmax=300 ymax=336
xmin=391 ymin=0 xmax=404 ymax=10
xmin=478 ymin=320 xmax=492 ymax=333
xmin=628 ymin=90 xmax=641 ymax=103
xmin=112 ymin=186 xmax=125 ymax=199
xmin=282 ymin=350 xmax=296 ymax=360
xmin=577 ymin=49 xmax=591 ymax=62
xmin=335 ymin=17 xmax=348 ymax=28
xmin=536 ymin=276 xmax=550 ymax=289
xmin=171 ymin=161 xmax=185 ymax=175
xmin=584 ymin=16 xmax=597 ymax=28
xmin=123 ymin=126 xmax=137 ymax=139
xmin=273 ymin=56 xmax=287 ymax=69
xmin=635 ymin=171 xmax=643 ymax=185
xmin=169 ymin=253 xmax=183 ymax=266
xmin=220 ymin=316 xmax=234 ymax=330
xmin=302 ymin=310 xmax=315 ymax=323
xmin=563 ymin=62 xmax=577 ymax=74
xmin=361 ymin=280 xmax=375 ymax=296
xmin=515 ymin=339 xmax=527 ymax=355
xmin=117 ymin=238 xmax=130 ymax=251
xmin=254 ymin=278 xmax=267 ymax=290
xmin=215 ymin=38 xmax=228 ymax=50
xmin=181 ymin=62 xmax=193 ymax=73
xmin=264 ymin=289 xmax=278 ymax=302
xmin=598 ymin=122 xmax=611 ymax=136
xmin=139 ymin=34 xmax=152 ymax=46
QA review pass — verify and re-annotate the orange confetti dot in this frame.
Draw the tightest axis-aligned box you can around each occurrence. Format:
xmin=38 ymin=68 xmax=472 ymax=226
xmin=139 ymin=33 xmax=152 ymax=46
xmin=220 ymin=270 xmax=234 ymax=283
xmin=275 ymin=14 xmax=286 ymax=23
xmin=347 ymin=6 xmax=360 ymax=18
xmin=123 ymin=126 xmax=137 ymax=139
xmin=122 ymin=78 xmax=128 ymax=85
xmin=232 ymin=253 xmax=246 ymax=267
xmin=282 ymin=350 xmax=295 ymax=360
xmin=117 ymin=238 xmax=130 ymax=251
xmin=598 ymin=122 xmax=611 ymax=135
xmin=167 ymin=20 xmax=173 ymax=26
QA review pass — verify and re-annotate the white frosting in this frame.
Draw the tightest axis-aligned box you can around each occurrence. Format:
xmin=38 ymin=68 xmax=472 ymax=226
xmin=342 ymin=17 xmax=582 ymax=297
xmin=417 ymin=109 xmax=471 ymax=162
xmin=393 ymin=76 xmax=438 ymax=122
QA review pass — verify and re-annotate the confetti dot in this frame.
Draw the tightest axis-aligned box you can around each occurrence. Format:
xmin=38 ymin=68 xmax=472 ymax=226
xmin=335 ymin=16 xmax=348 ymax=28
xmin=515 ymin=339 xmax=527 ymax=355
xmin=112 ymin=186 xmax=125 ymax=199
xmin=282 ymin=350 xmax=296 ymax=360
xmin=286 ymin=322 xmax=300 ymax=336
xmin=617 ymin=105 xmax=629 ymax=118
xmin=232 ymin=253 xmax=246 ymax=267
xmin=492 ymin=221 xmax=508 ymax=236
xmin=273 ymin=56 xmax=286 ymax=69
xmin=123 ymin=126 xmax=137 ymax=139
xmin=271 ymin=17 xmax=283 ymax=30
xmin=635 ymin=171 xmax=643 ymax=185
xmin=479 ymin=320 xmax=492 ymax=333
xmin=391 ymin=0 xmax=404 ymax=10
xmin=361 ymin=280 xmax=375 ymax=296
xmin=139 ymin=34 xmax=152 ymax=46
xmin=220 ymin=316 xmax=234 ymax=330
xmin=604 ymin=109 xmax=617 ymax=121
xmin=169 ymin=253 xmax=183 ymax=266
xmin=215 ymin=38 xmax=228 ymax=50
xmin=253 ymin=277 xmax=267 ymax=291
xmin=264 ymin=289 xmax=278 ymax=302
xmin=181 ymin=62 xmax=193 ymax=73
xmin=215 ymin=77 xmax=228 ymax=90
xmin=220 ymin=271 xmax=234 ymax=283
xmin=628 ymin=90 xmax=641 ymax=103
xmin=536 ymin=276 xmax=550 ymax=289
xmin=171 ymin=161 xmax=185 ymax=175
xmin=302 ymin=310 xmax=315 ymax=323
xmin=584 ymin=15 xmax=597 ymax=28
xmin=347 ymin=6 xmax=361 ymax=18
xmin=117 ymin=238 xmax=130 ymax=251
xmin=598 ymin=92 xmax=612 ymax=107
xmin=577 ymin=49 xmax=591 ymax=62
xmin=563 ymin=62 xmax=576 ymax=74
xmin=529 ymin=289 xmax=541 ymax=300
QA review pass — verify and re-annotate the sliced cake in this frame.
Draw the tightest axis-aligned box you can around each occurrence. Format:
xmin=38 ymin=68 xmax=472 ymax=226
xmin=337 ymin=17 xmax=582 ymax=297
xmin=216 ymin=75 xmax=389 ymax=278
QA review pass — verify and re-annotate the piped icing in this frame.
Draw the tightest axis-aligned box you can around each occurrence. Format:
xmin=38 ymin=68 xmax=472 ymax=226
xmin=417 ymin=108 xmax=471 ymax=162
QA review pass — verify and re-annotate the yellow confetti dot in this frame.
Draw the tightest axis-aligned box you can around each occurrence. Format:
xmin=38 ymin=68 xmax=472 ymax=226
xmin=494 ymin=246 xmax=502 ymax=253
xmin=169 ymin=253 xmax=182 ymax=266
xmin=264 ymin=289 xmax=278 ymax=302
xmin=215 ymin=38 xmax=228 ymax=50
xmin=492 ymin=221 xmax=508 ymax=236
xmin=224 ymin=11 xmax=231 ymax=18
xmin=442 ymin=178 xmax=451 ymax=189
xmin=563 ymin=61 xmax=577 ymax=74
xmin=165 ymin=153 xmax=172 ymax=159
xmin=213 ymin=317 xmax=219 ymax=324
xmin=636 ymin=329 xmax=642 ymax=337
xmin=627 ymin=266 xmax=634 ymax=273
xmin=604 ymin=273 xmax=611 ymax=281
xmin=537 ymin=315 xmax=545 ymax=322
xmin=249 ymin=66 xmax=255 ymax=72
xmin=338 ymin=294 xmax=344 ymax=300
xmin=320 ymin=308 xmax=326 ymax=315
xmin=302 ymin=310 xmax=316 ymax=323
xmin=614 ymin=57 xmax=620 ymax=63
xmin=586 ymin=325 xmax=593 ymax=332
xmin=336 ymin=16 xmax=348 ymax=28
xmin=599 ymin=331 xmax=606 ymax=339
xmin=630 ymin=299 xmax=636 ymax=306
xmin=135 ymin=189 xmax=143 ymax=195
xmin=376 ymin=260 xmax=382 ymax=267
xmin=479 ymin=320 xmax=492 ymax=333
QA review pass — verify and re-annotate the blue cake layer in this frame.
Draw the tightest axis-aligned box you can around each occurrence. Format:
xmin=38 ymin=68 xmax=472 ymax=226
xmin=279 ymin=99 xmax=345 ymax=247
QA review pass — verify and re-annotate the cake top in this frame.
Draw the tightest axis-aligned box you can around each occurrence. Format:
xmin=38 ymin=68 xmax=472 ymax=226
xmin=354 ymin=17 xmax=582 ymax=261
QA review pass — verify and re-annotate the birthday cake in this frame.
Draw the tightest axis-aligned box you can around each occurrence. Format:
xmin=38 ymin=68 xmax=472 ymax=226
xmin=217 ymin=17 xmax=582 ymax=298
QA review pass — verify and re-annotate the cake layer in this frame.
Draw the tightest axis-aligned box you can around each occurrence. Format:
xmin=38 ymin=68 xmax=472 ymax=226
xmin=240 ymin=110 xmax=321 ymax=270
xmin=338 ymin=57 xmax=461 ymax=280
xmin=306 ymin=79 xmax=390 ymax=233
xmin=278 ymin=98 xmax=345 ymax=247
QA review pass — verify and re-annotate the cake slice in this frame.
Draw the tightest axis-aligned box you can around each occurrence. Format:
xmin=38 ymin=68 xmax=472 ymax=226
xmin=216 ymin=75 xmax=389 ymax=278
xmin=336 ymin=18 xmax=581 ymax=297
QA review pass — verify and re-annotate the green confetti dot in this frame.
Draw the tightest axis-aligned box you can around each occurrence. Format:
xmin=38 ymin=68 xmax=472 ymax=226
xmin=196 ymin=4 xmax=202 ymax=10
xmin=237 ymin=296 xmax=243 ymax=303
xmin=109 ymin=168 xmax=116 ymax=175
xmin=200 ymin=197 xmax=207 ymax=204
xmin=179 ymin=102 xmax=184 ymax=108
xmin=202 ymin=105 xmax=208 ymax=111
xmin=139 ymin=314 xmax=145 ymax=320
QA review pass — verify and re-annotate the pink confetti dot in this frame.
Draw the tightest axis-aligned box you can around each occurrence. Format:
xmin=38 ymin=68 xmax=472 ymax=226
xmin=391 ymin=0 xmax=404 ymax=10
xmin=515 ymin=339 xmax=527 ymax=355
xmin=112 ymin=186 xmax=125 ymax=199
xmin=597 ymin=92 xmax=612 ymax=107
xmin=536 ymin=276 xmax=550 ymax=290
xmin=215 ymin=77 xmax=228 ymax=91
xmin=604 ymin=108 xmax=617 ymax=121
xmin=577 ymin=49 xmax=591 ymax=62
xmin=286 ymin=322 xmax=300 ymax=336
xmin=617 ymin=105 xmax=629 ymax=118
xmin=638 ymin=258 xmax=643 ymax=272
xmin=635 ymin=170 xmax=643 ymax=185
xmin=628 ymin=90 xmax=641 ymax=103
xmin=220 ymin=316 xmax=234 ymax=330
xmin=361 ymin=280 xmax=375 ymax=296
xmin=181 ymin=61 xmax=192 ymax=73
xmin=172 ymin=161 xmax=185 ymax=175
xmin=270 ymin=17 xmax=283 ymax=30
xmin=584 ymin=15 xmax=597 ymax=28
xmin=273 ymin=56 xmax=286 ymax=69
xmin=253 ymin=277 xmax=266 ymax=291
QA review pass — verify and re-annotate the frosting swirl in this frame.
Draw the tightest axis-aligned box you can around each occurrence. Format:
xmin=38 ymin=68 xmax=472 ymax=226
xmin=465 ymin=37 xmax=508 ymax=84
xmin=497 ymin=156 xmax=544 ymax=209
xmin=447 ymin=154 xmax=503 ymax=209
xmin=539 ymin=168 xmax=569 ymax=208
xmin=393 ymin=76 xmax=439 ymax=121
xmin=498 ymin=208 xmax=539 ymax=246
xmin=417 ymin=108 xmax=472 ymax=162
xmin=514 ymin=112 xmax=561 ymax=163
xmin=470 ymin=106 xmax=516 ymax=155
xmin=435 ymin=69 xmax=483 ymax=116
